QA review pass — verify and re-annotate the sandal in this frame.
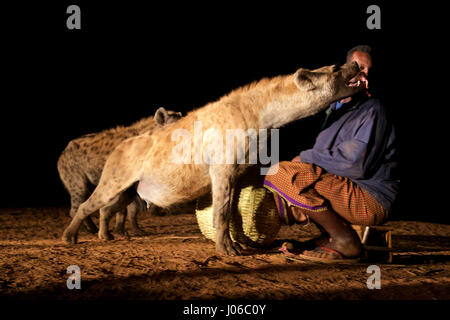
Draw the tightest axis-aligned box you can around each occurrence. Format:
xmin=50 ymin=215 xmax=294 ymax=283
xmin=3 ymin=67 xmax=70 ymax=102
xmin=281 ymin=244 xmax=361 ymax=264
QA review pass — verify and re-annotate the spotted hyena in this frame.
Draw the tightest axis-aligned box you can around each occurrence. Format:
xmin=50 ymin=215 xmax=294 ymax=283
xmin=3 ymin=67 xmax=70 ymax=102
xmin=62 ymin=62 xmax=366 ymax=254
xmin=57 ymin=107 xmax=182 ymax=238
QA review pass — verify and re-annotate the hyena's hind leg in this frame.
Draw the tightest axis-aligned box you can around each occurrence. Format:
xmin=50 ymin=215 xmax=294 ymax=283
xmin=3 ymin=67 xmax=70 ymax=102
xmin=113 ymin=210 xmax=127 ymax=235
xmin=62 ymin=134 xmax=152 ymax=244
xmin=62 ymin=135 xmax=153 ymax=243
xmin=114 ymin=196 xmax=148 ymax=236
xmin=63 ymin=185 xmax=129 ymax=244
xmin=98 ymin=188 xmax=136 ymax=240
xmin=62 ymin=170 xmax=139 ymax=244
xmin=126 ymin=196 xmax=148 ymax=236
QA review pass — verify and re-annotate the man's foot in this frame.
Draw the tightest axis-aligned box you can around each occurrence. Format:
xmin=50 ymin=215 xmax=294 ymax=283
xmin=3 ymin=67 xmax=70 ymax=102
xmin=279 ymin=238 xmax=322 ymax=254
xmin=300 ymin=208 xmax=363 ymax=258
xmin=298 ymin=246 xmax=361 ymax=263
xmin=283 ymin=235 xmax=330 ymax=252
xmin=312 ymin=235 xmax=331 ymax=247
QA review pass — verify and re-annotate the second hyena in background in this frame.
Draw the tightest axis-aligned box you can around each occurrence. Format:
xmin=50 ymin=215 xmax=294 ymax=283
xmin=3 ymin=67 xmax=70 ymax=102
xmin=57 ymin=107 xmax=182 ymax=238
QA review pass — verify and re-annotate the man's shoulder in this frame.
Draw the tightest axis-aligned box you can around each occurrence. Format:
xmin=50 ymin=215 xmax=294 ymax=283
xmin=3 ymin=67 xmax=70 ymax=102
xmin=359 ymin=96 xmax=381 ymax=107
xmin=358 ymin=97 xmax=385 ymax=114
xmin=356 ymin=97 xmax=394 ymax=128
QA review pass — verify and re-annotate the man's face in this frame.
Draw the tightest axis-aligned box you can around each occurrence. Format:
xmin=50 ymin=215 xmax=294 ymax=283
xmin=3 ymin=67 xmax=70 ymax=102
xmin=350 ymin=51 xmax=372 ymax=77
xmin=346 ymin=51 xmax=372 ymax=96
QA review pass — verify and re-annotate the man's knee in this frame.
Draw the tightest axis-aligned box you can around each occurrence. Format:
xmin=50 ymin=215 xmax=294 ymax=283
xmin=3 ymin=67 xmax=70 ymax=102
xmin=265 ymin=161 xmax=283 ymax=177
xmin=265 ymin=160 xmax=307 ymax=177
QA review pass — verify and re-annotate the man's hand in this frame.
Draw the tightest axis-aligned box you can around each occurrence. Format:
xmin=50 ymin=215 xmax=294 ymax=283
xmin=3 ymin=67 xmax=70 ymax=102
xmin=292 ymin=155 xmax=301 ymax=163
xmin=364 ymin=81 xmax=371 ymax=97
xmin=361 ymin=72 xmax=371 ymax=97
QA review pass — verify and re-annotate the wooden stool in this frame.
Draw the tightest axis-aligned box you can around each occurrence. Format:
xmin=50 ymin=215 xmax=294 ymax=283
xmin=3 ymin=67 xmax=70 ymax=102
xmin=352 ymin=225 xmax=393 ymax=263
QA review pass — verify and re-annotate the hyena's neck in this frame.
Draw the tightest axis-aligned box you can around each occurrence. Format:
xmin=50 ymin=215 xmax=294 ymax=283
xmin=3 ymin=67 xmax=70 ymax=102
xmin=230 ymin=74 xmax=330 ymax=130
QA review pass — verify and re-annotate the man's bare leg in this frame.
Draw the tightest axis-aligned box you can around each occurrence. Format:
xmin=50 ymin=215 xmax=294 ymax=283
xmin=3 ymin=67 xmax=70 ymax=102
xmin=291 ymin=206 xmax=362 ymax=258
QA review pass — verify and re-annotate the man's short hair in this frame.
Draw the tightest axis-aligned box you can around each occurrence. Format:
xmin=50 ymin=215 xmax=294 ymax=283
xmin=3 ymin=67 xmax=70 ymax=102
xmin=346 ymin=45 xmax=372 ymax=62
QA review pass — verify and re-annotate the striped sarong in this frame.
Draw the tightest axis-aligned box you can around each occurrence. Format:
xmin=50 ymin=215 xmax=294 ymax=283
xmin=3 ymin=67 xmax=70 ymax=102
xmin=264 ymin=160 xmax=388 ymax=226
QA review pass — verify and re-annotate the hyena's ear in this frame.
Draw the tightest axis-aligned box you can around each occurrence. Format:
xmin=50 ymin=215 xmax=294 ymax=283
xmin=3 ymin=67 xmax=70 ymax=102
xmin=154 ymin=107 xmax=169 ymax=125
xmin=294 ymin=68 xmax=316 ymax=91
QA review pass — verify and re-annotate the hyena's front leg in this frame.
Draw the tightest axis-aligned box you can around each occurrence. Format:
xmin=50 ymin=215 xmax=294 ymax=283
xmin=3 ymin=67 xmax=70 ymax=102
xmin=210 ymin=165 xmax=241 ymax=256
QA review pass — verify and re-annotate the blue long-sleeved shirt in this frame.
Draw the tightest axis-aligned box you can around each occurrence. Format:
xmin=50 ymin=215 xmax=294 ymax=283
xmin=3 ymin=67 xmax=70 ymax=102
xmin=300 ymin=97 xmax=399 ymax=212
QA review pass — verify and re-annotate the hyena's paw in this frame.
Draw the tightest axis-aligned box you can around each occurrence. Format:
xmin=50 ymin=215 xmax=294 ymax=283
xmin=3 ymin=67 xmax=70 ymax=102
xmin=84 ymin=224 xmax=99 ymax=234
xmin=98 ymin=231 xmax=115 ymax=241
xmin=216 ymin=232 xmax=242 ymax=256
xmin=62 ymin=229 xmax=78 ymax=244
xmin=115 ymin=231 xmax=131 ymax=241
xmin=129 ymin=227 xmax=146 ymax=237
xmin=113 ymin=225 xmax=126 ymax=235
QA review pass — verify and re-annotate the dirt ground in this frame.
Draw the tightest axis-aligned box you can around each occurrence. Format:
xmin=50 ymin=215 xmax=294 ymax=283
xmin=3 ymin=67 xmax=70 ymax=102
xmin=0 ymin=207 xmax=449 ymax=300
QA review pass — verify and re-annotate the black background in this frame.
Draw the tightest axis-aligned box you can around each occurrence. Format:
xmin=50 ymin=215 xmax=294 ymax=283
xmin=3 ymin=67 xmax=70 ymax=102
xmin=1 ymin=1 xmax=445 ymax=223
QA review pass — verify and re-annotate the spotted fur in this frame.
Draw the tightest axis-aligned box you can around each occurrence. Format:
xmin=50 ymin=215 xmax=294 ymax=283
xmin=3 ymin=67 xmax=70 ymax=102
xmin=57 ymin=107 xmax=182 ymax=237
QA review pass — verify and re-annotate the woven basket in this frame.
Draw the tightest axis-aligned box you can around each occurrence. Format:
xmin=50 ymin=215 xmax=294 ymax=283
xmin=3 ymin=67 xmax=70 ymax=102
xmin=195 ymin=185 xmax=280 ymax=247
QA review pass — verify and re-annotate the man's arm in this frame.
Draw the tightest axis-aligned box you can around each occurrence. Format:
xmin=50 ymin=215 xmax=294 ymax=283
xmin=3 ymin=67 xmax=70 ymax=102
xmin=300 ymin=106 xmax=378 ymax=180
xmin=300 ymin=139 xmax=369 ymax=179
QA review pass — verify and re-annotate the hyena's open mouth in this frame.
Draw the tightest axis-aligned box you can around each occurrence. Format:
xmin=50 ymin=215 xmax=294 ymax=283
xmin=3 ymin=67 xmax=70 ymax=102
xmin=346 ymin=72 xmax=369 ymax=89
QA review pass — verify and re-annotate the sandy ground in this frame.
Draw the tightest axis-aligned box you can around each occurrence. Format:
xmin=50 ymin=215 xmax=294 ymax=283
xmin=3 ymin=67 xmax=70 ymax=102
xmin=0 ymin=207 xmax=449 ymax=300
